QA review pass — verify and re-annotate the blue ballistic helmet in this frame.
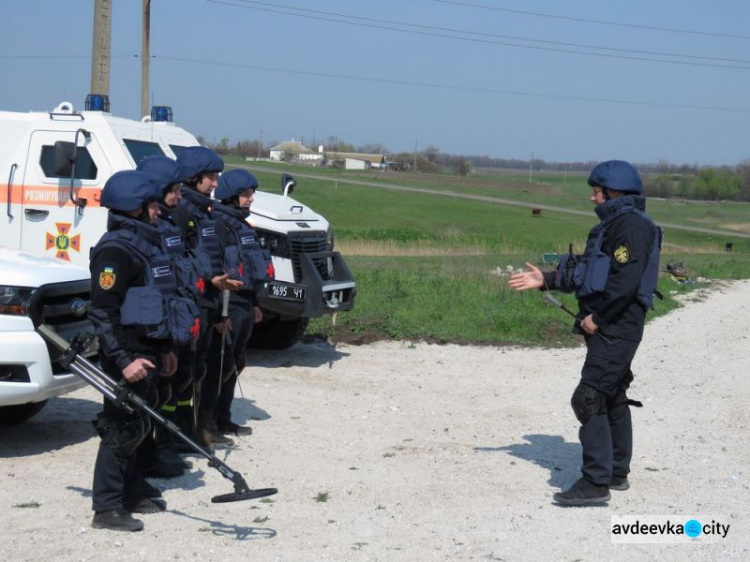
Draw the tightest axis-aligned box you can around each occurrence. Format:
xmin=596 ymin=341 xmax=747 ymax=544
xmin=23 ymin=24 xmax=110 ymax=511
xmin=587 ymin=160 xmax=643 ymax=195
xmin=136 ymin=156 xmax=183 ymax=193
xmin=176 ymin=146 xmax=224 ymax=178
xmin=100 ymin=170 xmax=160 ymax=212
xmin=214 ymin=169 xmax=259 ymax=201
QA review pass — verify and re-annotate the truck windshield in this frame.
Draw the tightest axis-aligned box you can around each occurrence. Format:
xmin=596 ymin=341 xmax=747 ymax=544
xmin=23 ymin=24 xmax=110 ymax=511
xmin=124 ymin=139 xmax=165 ymax=166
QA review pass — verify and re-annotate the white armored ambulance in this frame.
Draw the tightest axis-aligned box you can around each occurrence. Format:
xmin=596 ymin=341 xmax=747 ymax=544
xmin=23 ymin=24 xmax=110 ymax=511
xmin=0 ymin=95 xmax=355 ymax=423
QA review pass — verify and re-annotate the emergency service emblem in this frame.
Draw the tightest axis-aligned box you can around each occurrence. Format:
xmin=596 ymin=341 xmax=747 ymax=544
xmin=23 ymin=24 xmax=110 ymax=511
xmin=45 ymin=222 xmax=81 ymax=261
xmin=99 ymin=267 xmax=116 ymax=290
xmin=614 ymin=245 xmax=630 ymax=264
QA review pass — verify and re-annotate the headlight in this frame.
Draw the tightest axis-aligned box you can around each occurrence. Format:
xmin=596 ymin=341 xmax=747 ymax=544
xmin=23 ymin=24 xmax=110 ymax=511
xmin=255 ymin=229 xmax=290 ymax=257
xmin=327 ymin=226 xmax=335 ymax=250
xmin=0 ymin=286 xmax=36 ymax=316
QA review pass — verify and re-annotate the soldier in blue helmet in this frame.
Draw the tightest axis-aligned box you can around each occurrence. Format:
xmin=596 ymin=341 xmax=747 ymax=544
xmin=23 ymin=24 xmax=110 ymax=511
xmin=172 ymin=147 xmax=243 ymax=449
xmin=136 ymin=156 xmax=205 ymax=476
xmin=89 ymin=170 xmax=189 ymax=531
xmin=204 ymin=169 xmax=273 ymax=438
xmin=509 ymin=160 xmax=662 ymax=506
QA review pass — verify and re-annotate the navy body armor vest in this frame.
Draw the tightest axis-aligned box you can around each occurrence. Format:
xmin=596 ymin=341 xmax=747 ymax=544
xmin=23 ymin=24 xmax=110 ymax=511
xmin=155 ymin=216 xmax=207 ymax=301
xmin=214 ymin=203 xmax=274 ymax=290
xmin=95 ymin=225 xmax=201 ymax=345
xmin=178 ymin=190 xmax=223 ymax=280
xmin=555 ymin=200 xmax=662 ymax=309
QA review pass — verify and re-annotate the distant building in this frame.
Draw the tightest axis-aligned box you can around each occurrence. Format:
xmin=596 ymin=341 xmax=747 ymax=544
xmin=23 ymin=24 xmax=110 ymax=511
xmin=325 ymin=152 xmax=386 ymax=170
xmin=269 ymin=140 xmax=323 ymax=163
xmin=268 ymin=142 xmax=386 ymax=170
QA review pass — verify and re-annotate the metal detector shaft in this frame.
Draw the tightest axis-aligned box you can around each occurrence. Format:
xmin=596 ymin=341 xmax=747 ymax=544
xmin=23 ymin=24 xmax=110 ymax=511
xmin=543 ymin=294 xmax=612 ymax=344
xmin=218 ymin=289 xmax=230 ymax=398
xmin=37 ymin=324 xmax=277 ymax=503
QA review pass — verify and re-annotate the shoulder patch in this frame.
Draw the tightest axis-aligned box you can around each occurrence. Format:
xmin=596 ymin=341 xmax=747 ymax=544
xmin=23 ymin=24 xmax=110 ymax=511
xmin=99 ymin=266 xmax=116 ymax=290
xmin=613 ymin=245 xmax=629 ymax=264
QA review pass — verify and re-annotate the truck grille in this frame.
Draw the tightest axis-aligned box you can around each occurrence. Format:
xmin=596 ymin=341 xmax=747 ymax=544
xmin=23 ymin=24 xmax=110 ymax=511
xmin=27 ymin=280 xmax=95 ymax=374
xmin=289 ymin=232 xmax=330 ymax=282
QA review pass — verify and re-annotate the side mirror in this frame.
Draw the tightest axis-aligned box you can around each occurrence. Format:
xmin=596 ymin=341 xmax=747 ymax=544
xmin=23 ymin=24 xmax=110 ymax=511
xmin=57 ymin=129 xmax=91 ymax=211
xmin=53 ymin=141 xmax=76 ymax=177
xmin=282 ymin=173 xmax=296 ymax=197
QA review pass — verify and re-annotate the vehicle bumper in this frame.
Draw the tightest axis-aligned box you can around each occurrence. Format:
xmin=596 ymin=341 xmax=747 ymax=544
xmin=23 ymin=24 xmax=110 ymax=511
xmin=0 ymin=319 xmax=89 ymax=407
xmin=257 ymin=251 xmax=356 ymax=318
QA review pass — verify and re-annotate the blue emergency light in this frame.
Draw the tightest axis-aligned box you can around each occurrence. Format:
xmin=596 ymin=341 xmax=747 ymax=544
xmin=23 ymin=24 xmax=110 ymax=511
xmin=151 ymin=106 xmax=173 ymax=122
xmin=85 ymin=93 xmax=110 ymax=112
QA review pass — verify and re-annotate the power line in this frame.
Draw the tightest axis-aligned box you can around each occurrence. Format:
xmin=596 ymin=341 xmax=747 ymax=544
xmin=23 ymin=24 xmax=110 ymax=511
xmin=206 ymin=0 xmax=750 ymax=70
xmin=6 ymin=50 xmax=747 ymax=113
xmin=0 ymin=54 xmax=137 ymax=60
xmin=434 ymin=0 xmax=750 ymax=41
xmin=153 ymin=54 xmax=750 ymax=113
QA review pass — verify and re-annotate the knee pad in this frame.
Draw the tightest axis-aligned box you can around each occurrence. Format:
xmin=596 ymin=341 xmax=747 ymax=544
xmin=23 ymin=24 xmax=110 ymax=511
xmin=606 ymin=387 xmax=628 ymax=420
xmin=608 ymin=401 xmax=630 ymax=423
xmin=571 ymin=383 xmax=607 ymax=424
xmin=94 ymin=414 xmax=151 ymax=458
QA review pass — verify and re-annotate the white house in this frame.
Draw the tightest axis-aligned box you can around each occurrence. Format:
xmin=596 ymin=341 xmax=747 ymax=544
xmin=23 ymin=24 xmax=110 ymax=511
xmin=269 ymin=140 xmax=324 ymax=163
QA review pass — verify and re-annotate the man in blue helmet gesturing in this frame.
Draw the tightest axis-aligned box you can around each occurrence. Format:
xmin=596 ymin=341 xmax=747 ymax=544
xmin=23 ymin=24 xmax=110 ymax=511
xmin=508 ymin=160 xmax=662 ymax=506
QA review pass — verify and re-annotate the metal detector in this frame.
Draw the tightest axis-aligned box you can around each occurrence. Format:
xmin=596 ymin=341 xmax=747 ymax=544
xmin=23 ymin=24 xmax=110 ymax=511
xmin=37 ymin=324 xmax=277 ymax=504
xmin=543 ymin=293 xmax=612 ymax=344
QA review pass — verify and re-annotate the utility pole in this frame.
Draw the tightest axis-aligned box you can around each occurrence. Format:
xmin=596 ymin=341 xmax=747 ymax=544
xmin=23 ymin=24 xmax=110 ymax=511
xmin=90 ymin=0 xmax=112 ymax=96
xmin=413 ymin=140 xmax=418 ymax=172
xmin=528 ymin=150 xmax=534 ymax=184
xmin=257 ymin=130 xmax=263 ymax=159
xmin=141 ymin=0 xmax=151 ymax=118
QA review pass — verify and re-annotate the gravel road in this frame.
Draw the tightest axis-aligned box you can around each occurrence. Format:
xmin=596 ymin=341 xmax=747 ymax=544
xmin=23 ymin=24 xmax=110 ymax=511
xmin=2 ymin=280 xmax=749 ymax=561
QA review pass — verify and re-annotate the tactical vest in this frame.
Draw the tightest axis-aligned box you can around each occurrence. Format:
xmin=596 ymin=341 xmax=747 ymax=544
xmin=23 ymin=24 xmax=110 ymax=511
xmin=555 ymin=203 xmax=662 ymax=309
xmin=94 ymin=228 xmax=201 ymax=345
xmin=214 ymin=204 xmax=274 ymax=289
xmin=178 ymin=192 xmax=223 ymax=280
xmin=155 ymin=217 xmax=207 ymax=301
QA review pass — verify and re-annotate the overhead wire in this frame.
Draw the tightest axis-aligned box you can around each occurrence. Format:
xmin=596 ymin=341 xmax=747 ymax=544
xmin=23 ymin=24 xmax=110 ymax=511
xmin=433 ymin=0 xmax=750 ymax=41
xmin=206 ymin=0 xmax=750 ymax=70
xmin=153 ymin=54 xmax=750 ymax=113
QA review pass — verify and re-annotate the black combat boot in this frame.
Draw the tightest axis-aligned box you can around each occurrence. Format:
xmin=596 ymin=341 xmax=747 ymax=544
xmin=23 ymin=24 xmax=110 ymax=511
xmin=124 ymin=497 xmax=167 ymax=514
xmin=217 ymin=420 xmax=252 ymax=436
xmin=92 ymin=509 xmax=144 ymax=532
xmin=553 ymin=477 xmax=611 ymax=506
xmin=609 ymin=475 xmax=630 ymax=491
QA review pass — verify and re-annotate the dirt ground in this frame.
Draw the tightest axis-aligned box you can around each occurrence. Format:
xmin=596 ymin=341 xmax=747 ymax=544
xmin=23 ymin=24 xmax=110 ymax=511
xmin=2 ymin=281 xmax=749 ymax=561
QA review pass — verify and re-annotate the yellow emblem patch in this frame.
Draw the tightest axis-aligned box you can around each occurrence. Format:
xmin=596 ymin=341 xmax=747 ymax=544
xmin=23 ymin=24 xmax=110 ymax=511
xmin=613 ymin=245 xmax=629 ymax=264
xmin=99 ymin=267 xmax=116 ymax=290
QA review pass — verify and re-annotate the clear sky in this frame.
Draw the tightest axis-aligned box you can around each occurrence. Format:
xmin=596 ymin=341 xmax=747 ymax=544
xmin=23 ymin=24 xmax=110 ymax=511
xmin=3 ymin=0 xmax=749 ymax=166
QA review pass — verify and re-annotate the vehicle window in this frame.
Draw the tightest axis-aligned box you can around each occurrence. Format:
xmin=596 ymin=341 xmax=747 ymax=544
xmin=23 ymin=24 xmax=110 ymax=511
xmin=40 ymin=145 xmax=98 ymax=179
xmin=124 ymin=139 xmax=165 ymax=165
xmin=169 ymin=145 xmax=189 ymax=158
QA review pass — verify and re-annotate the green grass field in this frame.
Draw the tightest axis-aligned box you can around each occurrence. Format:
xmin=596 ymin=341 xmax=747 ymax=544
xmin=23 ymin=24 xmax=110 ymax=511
xmin=223 ymin=158 xmax=750 ymax=345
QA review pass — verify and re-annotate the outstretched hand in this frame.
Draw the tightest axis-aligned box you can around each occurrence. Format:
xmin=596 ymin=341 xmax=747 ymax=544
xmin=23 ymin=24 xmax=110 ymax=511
xmin=212 ymin=273 xmax=244 ymax=292
xmin=508 ymin=262 xmax=544 ymax=291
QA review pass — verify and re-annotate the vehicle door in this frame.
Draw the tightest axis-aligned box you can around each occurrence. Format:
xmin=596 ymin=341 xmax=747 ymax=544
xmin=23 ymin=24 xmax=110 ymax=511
xmin=21 ymin=129 xmax=112 ymax=266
